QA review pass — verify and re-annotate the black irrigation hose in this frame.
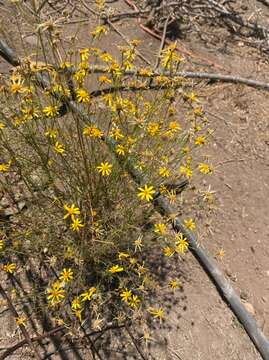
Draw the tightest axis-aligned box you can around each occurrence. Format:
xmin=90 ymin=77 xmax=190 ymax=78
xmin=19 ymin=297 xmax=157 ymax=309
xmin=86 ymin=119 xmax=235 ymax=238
xmin=1 ymin=39 xmax=269 ymax=359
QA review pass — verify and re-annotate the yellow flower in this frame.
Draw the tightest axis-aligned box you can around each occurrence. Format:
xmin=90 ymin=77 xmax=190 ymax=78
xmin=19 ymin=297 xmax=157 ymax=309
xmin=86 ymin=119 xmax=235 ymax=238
xmin=165 ymin=189 xmax=176 ymax=204
xmin=179 ymin=165 xmax=192 ymax=178
xmin=73 ymin=70 xmax=87 ymax=82
xmin=120 ymin=288 xmax=132 ymax=303
xmin=16 ymin=316 xmax=26 ymax=326
xmin=71 ymin=217 xmax=84 ymax=232
xmin=129 ymin=257 xmax=137 ymax=265
xmin=184 ymin=92 xmax=197 ymax=103
xmin=182 ymin=146 xmax=190 ymax=154
xmin=98 ymin=75 xmax=112 ymax=84
xmin=115 ymin=144 xmax=125 ymax=156
xmin=192 ymin=123 xmax=201 ymax=132
xmin=183 ymin=218 xmax=196 ymax=230
xmin=79 ymin=48 xmax=89 ymax=61
xmin=51 ymin=84 xmax=71 ymax=97
xmin=0 ymin=240 xmax=4 ymax=250
xmin=194 ymin=135 xmax=207 ymax=146
xmin=123 ymin=61 xmax=133 ymax=70
xmin=3 ymin=263 xmax=16 ymax=273
xmin=43 ymin=105 xmax=59 ymax=117
xmin=175 ymin=237 xmax=189 ymax=254
xmin=59 ymin=268 xmax=73 ymax=283
xmin=110 ymin=128 xmax=124 ymax=141
xmin=95 ymin=0 xmax=104 ymax=10
xmin=0 ymin=162 xmax=11 ymax=172
xmin=148 ymin=307 xmax=164 ymax=322
xmin=63 ymin=203 xmax=80 ymax=220
xmin=60 ymin=62 xmax=72 ymax=69
xmin=138 ymin=68 xmax=153 ymax=77
xmin=108 ymin=265 xmax=124 ymax=273
xmin=0 ymin=122 xmax=5 ymax=129
xmin=54 ymin=142 xmax=65 ymax=154
xmin=159 ymin=184 xmax=168 ymax=194
xmin=107 ymin=63 xmax=121 ymax=77
xmin=45 ymin=128 xmax=57 ymax=139
xmin=83 ymin=126 xmax=103 ymax=138
xmin=100 ymin=52 xmax=113 ymax=63
xmin=97 ymin=162 xmax=112 ymax=176
xmin=71 ymin=296 xmax=81 ymax=310
xmin=192 ymin=108 xmax=202 ymax=118
xmin=47 ymin=282 xmax=65 ymax=304
xmin=10 ymin=75 xmax=25 ymax=94
xmin=137 ymin=184 xmax=155 ymax=202
xmin=76 ymin=88 xmax=90 ymax=103
xmin=168 ymin=121 xmax=181 ymax=132
xmin=154 ymin=223 xmax=167 ymax=235
xmin=168 ymin=279 xmax=178 ymax=290
xmin=160 ymin=43 xmax=183 ymax=69
xmin=147 ymin=122 xmax=160 ymax=136
xmin=128 ymin=39 xmax=139 ymax=47
xmin=80 ymin=287 xmax=96 ymax=301
xmin=129 ymin=295 xmax=140 ymax=308
xmin=198 ymin=163 xmax=212 ymax=174
xmin=118 ymin=252 xmax=129 ymax=260
xmin=163 ymin=247 xmax=174 ymax=257
xmin=91 ymin=25 xmax=107 ymax=39
xmin=78 ymin=61 xmax=89 ymax=71
xmin=21 ymin=106 xmax=39 ymax=120
xmin=216 ymin=248 xmax=225 ymax=259
xmin=73 ymin=308 xmax=82 ymax=321
xmin=159 ymin=167 xmax=170 ymax=178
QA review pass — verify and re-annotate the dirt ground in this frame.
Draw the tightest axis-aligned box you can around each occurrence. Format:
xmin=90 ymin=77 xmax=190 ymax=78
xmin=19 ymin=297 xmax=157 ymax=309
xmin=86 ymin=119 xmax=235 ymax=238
xmin=0 ymin=0 xmax=269 ymax=359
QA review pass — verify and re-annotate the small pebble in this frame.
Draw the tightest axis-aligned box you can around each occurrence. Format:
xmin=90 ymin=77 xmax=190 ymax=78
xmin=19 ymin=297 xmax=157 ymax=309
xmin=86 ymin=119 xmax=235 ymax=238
xmin=243 ymin=302 xmax=255 ymax=316
xmin=240 ymin=291 xmax=249 ymax=301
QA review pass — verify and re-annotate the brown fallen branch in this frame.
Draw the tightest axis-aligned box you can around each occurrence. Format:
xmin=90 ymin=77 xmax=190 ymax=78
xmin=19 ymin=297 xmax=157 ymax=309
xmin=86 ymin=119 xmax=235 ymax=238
xmin=122 ymin=0 xmax=225 ymax=70
xmin=1 ymin=40 xmax=269 ymax=360
xmin=0 ymin=320 xmax=126 ymax=360
xmin=125 ymin=323 xmax=148 ymax=360
xmin=0 ymin=283 xmax=42 ymax=360
xmin=257 ymin=0 xmax=269 ymax=6
xmin=154 ymin=14 xmax=171 ymax=70
xmin=88 ymin=67 xmax=269 ymax=93
xmin=60 ymin=63 xmax=269 ymax=93
xmin=0 ymin=326 xmax=65 ymax=360
xmin=2 ymin=39 xmax=269 ymax=95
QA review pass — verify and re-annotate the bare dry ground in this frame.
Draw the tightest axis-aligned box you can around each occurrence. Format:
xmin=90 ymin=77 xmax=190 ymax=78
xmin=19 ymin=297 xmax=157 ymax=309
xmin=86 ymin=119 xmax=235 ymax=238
xmin=0 ymin=0 xmax=268 ymax=359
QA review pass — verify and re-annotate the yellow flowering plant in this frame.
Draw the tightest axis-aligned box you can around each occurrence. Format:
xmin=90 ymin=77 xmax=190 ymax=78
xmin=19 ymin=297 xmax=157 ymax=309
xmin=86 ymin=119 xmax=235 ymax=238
xmin=0 ymin=2 xmax=216 ymax=353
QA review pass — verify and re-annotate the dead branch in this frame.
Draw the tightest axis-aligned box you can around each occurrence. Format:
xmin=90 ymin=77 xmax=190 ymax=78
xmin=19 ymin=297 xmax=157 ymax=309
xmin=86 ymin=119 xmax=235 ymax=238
xmin=154 ymin=14 xmax=171 ymax=70
xmin=0 ymin=283 xmax=42 ymax=360
xmin=124 ymin=0 xmax=269 ymax=55
xmin=125 ymin=323 xmax=148 ymax=360
xmin=257 ymin=0 xmax=269 ymax=6
xmin=0 ymin=321 xmax=126 ymax=360
xmin=87 ymin=66 xmax=269 ymax=92
xmin=0 ymin=326 xmax=65 ymax=360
